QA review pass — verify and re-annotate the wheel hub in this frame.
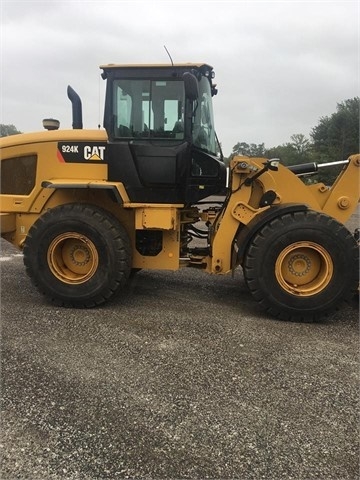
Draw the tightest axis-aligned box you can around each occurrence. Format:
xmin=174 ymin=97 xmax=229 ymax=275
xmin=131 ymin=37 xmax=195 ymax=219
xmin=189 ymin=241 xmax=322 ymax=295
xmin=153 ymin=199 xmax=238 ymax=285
xmin=69 ymin=244 xmax=91 ymax=267
xmin=287 ymin=254 xmax=311 ymax=277
xmin=275 ymin=241 xmax=333 ymax=296
xmin=47 ymin=233 xmax=99 ymax=284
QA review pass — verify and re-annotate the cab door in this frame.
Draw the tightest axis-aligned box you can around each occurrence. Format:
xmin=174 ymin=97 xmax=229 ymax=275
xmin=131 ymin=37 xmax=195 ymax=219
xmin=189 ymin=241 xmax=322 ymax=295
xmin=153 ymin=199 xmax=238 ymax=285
xmin=107 ymin=77 xmax=190 ymax=203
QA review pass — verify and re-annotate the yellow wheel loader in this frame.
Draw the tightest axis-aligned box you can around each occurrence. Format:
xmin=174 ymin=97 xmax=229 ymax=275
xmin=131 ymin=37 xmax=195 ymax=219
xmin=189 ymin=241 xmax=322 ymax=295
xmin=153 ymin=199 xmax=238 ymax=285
xmin=0 ymin=63 xmax=359 ymax=321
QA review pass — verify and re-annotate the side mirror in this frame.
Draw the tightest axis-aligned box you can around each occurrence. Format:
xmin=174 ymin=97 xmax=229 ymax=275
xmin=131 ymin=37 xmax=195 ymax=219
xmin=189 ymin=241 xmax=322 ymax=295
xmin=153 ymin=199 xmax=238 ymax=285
xmin=183 ymin=72 xmax=199 ymax=101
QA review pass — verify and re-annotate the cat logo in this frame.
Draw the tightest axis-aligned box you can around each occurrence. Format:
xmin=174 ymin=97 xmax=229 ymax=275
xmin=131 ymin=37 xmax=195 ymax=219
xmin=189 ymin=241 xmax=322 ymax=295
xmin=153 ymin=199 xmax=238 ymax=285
xmin=84 ymin=145 xmax=106 ymax=161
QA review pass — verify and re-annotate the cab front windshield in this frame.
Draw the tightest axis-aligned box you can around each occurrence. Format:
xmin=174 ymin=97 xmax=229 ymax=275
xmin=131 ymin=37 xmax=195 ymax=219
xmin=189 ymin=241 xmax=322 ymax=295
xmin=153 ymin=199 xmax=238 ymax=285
xmin=192 ymin=76 xmax=216 ymax=155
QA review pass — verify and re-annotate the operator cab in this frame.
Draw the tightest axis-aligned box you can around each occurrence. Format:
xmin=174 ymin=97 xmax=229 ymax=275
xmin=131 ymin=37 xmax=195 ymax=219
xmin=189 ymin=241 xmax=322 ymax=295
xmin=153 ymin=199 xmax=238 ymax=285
xmin=101 ymin=63 xmax=226 ymax=204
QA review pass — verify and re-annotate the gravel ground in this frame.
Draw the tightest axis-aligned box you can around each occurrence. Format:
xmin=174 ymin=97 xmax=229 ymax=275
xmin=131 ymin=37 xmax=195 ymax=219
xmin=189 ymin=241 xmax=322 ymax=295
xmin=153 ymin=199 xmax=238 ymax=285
xmin=0 ymin=209 xmax=359 ymax=480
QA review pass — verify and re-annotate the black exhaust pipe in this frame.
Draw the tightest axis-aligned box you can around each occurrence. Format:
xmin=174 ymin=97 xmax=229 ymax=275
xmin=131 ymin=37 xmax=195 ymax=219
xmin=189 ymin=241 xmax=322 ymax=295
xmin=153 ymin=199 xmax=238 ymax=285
xmin=67 ymin=85 xmax=83 ymax=129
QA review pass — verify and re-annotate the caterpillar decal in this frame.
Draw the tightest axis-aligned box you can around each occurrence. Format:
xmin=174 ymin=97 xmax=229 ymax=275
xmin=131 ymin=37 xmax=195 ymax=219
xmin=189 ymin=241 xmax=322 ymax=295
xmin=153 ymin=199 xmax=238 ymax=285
xmin=57 ymin=142 xmax=107 ymax=163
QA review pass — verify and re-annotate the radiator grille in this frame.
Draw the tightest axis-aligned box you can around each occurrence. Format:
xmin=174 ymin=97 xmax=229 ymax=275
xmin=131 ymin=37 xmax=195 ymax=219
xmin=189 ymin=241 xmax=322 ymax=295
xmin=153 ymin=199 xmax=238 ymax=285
xmin=1 ymin=155 xmax=37 ymax=195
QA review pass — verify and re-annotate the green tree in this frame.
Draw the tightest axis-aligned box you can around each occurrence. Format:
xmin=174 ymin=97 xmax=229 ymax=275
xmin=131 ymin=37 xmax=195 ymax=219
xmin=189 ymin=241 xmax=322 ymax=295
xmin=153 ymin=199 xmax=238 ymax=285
xmin=265 ymin=134 xmax=312 ymax=167
xmin=290 ymin=133 xmax=311 ymax=157
xmin=0 ymin=124 xmax=22 ymax=137
xmin=231 ymin=142 xmax=266 ymax=157
xmin=266 ymin=144 xmax=298 ymax=166
xmin=231 ymin=136 xmax=311 ymax=166
xmin=309 ymin=97 xmax=359 ymax=184
xmin=310 ymin=97 xmax=359 ymax=162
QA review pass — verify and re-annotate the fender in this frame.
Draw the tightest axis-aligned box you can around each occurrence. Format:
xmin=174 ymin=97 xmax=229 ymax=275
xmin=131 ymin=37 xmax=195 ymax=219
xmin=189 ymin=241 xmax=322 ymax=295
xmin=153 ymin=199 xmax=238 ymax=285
xmin=3 ymin=180 xmax=132 ymax=249
xmin=232 ymin=203 xmax=309 ymax=267
xmin=40 ymin=179 xmax=130 ymax=205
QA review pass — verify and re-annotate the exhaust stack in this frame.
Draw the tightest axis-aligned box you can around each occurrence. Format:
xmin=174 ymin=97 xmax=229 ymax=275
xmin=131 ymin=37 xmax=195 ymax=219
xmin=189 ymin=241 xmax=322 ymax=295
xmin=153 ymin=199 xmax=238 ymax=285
xmin=67 ymin=85 xmax=83 ymax=129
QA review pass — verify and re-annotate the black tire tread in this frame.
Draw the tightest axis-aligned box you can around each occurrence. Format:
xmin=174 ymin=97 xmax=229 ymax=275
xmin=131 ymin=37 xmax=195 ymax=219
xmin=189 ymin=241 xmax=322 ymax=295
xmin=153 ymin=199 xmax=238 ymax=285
xmin=243 ymin=210 xmax=359 ymax=322
xmin=23 ymin=203 xmax=132 ymax=308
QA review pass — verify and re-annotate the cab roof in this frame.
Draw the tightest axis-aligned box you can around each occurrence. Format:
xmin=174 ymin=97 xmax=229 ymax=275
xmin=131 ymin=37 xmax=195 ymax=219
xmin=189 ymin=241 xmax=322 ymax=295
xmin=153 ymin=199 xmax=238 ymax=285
xmin=100 ymin=63 xmax=213 ymax=70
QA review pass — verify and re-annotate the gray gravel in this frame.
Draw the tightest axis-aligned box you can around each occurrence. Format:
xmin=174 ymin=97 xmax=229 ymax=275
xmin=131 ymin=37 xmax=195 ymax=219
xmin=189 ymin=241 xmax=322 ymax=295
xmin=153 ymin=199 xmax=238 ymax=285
xmin=1 ymin=211 xmax=359 ymax=480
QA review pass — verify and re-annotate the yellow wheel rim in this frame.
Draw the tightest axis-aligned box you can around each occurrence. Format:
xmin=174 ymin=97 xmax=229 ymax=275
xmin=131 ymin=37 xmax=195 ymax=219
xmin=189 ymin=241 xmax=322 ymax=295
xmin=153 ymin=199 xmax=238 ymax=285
xmin=275 ymin=241 xmax=333 ymax=296
xmin=47 ymin=233 xmax=99 ymax=284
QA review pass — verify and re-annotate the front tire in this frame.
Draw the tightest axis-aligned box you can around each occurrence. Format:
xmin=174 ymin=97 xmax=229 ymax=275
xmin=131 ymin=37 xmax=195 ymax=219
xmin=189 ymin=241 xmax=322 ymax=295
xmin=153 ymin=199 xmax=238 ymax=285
xmin=23 ymin=203 xmax=132 ymax=307
xmin=243 ymin=210 xmax=359 ymax=322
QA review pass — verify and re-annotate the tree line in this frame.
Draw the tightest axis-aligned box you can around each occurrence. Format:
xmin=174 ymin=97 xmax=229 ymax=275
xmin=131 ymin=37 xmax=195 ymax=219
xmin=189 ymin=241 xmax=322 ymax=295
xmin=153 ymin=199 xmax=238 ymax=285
xmin=0 ymin=124 xmax=21 ymax=137
xmin=228 ymin=97 xmax=359 ymax=184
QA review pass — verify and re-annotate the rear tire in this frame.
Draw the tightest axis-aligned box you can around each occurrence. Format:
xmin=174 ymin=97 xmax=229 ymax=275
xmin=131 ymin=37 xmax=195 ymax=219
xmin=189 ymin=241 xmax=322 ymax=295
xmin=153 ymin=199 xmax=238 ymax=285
xmin=23 ymin=203 xmax=132 ymax=307
xmin=243 ymin=210 xmax=359 ymax=322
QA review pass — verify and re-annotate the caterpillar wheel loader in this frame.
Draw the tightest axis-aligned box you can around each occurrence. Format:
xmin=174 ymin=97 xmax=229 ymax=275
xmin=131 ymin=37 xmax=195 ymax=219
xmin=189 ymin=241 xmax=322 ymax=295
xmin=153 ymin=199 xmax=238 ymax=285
xmin=0 ymin=63 xmax=359 ymax=322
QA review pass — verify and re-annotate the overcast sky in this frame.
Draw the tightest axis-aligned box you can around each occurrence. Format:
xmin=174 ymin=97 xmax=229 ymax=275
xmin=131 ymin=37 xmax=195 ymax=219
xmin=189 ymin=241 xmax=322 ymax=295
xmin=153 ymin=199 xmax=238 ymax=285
xmin=1 ymin=0 xmax=358 ymax=155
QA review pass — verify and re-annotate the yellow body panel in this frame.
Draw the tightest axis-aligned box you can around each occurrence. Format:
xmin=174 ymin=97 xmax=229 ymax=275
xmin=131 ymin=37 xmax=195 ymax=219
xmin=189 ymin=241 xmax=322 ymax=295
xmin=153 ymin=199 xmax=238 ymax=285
xmin=135 ymin=206 xmax=180 ymax=230
xmin=0 ymin=213 xmax=16 ymax=233
xmin=0 ymin=130 xmax=108 ymax=213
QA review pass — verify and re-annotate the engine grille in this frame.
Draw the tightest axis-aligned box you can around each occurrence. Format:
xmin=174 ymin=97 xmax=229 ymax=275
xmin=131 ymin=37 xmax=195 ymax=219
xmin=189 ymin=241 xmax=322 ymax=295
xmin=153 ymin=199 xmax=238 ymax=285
xmin=1 ymin=155 xmax=37 ymax=195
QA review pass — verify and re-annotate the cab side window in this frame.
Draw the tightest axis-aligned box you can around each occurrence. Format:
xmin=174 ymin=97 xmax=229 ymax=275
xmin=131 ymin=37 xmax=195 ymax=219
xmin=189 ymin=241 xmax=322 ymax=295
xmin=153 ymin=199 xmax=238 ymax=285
xmin=113 ymin=79 xmax=184 ymax=140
